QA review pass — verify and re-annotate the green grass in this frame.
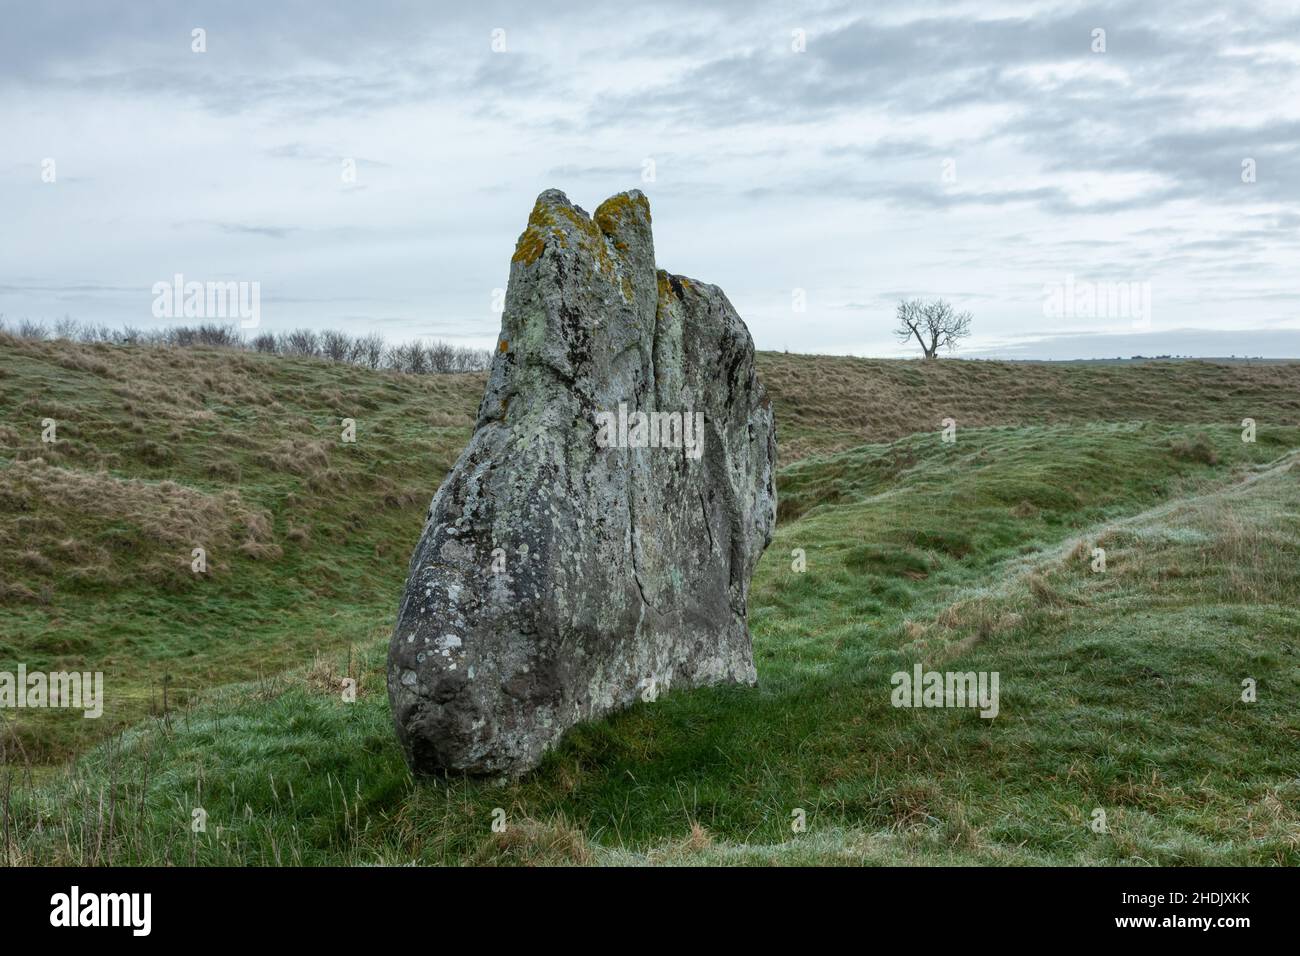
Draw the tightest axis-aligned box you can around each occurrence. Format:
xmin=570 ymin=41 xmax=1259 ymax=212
xmin=0 ymin=335 xmax=478 ymax=761
xmin=3 ymin=336 xmax=1299 ymax=865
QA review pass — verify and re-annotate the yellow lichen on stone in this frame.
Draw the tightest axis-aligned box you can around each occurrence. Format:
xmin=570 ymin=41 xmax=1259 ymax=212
xmin=515 ymin=193 xmax=641 ymax=301
xmin=512 ymin=201 xmax=559 ymax=264
xmin=555 ymin=204 xmax=601 ymax=241
xmin=594 ymin=192 xmax=650 ymax=235
xmin=552 ymin=201 xmax=625 ymax=289
xmin=655 ymin=270 xmax=693 ymax=312
xmin=656 ymin=271 xmax=682 ymax=320
xmin=657 ymin=269 xmax=673 ymax=300
xmin=512 ymin=231 xmax=544 ymax=265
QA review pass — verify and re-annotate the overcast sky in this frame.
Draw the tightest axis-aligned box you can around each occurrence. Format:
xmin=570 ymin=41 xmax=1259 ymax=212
xmin=3 ymin=0 xmax=1298 ymax=358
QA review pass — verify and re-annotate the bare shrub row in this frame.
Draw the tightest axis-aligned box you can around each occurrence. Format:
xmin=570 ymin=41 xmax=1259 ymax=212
xmin=0 ymin=315 xmax=491 ymax=374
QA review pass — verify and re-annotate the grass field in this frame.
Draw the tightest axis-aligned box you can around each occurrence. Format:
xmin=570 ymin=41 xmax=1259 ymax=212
xmin=2 ymin=333 xmax=1298 ymax=865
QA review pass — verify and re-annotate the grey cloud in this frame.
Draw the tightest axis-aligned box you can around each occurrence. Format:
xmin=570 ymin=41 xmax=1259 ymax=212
xmin=204 ymin=222 xmax=301 ymax=240
xmin=4 ymin=0 xmax=1299 ymax=359
xmin=265 ymin=144 xmax=392 ymax=168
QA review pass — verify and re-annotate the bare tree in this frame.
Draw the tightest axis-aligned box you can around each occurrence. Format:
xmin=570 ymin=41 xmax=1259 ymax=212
xmin=280 ymin=328 xmax=321 ymax=357
xmin=320 ymin=329 xmax=351 ymax=362
xmin=894 ymin=298 xmax=972 ymax=360
xmin=52 ymin=316 xmax=82 ymax=340
xmin=426 ymin=340 xmax=454 ymax=372
xmin=18 ymin=319 xmax=48 ymax=340
xmin=353 ymin=332 xmax=385 ymax=369
xmin=250 ymin=332 xmax=279 ymax=353
xmin=387 ymin=340 xmax=430 ymax=374
xmin=191 ymin=322 xmax=241 ymax=347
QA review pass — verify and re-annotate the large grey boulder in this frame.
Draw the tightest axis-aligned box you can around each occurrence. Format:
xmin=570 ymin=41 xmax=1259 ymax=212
xmin=387 ymin=188 xmax=776 ymax=776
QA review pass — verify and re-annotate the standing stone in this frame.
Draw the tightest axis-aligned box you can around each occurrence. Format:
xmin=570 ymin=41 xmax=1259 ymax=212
xmin=387 ymin=188 xmax=776 ymax=775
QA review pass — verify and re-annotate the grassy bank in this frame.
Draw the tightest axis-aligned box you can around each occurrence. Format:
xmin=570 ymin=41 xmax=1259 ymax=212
xmin=3 ymin=383 xmax=1296 ymax=862
xmin=2 ymin=335 xmax=1298 ymax=865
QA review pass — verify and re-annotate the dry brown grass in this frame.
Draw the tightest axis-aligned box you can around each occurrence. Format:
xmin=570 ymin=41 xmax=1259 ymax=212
xmin=0 ymin=458 xmax=275 ymax=597
xmin=1027 ymin=572 xmax=1074 ymax=607
xmin=256 ymin=438 xmax=333 ymax=479
xmin=1244 ymin=789 xmax=1300 ymax=853
xmin=2 ymin=333 xmax=279 ymax=422
xmin=0 ymin=458 xmax=270 ymax=549
xmin=1191 ymin=496 xmax=1295 ymax=603
xmin=756 ymin=353 xmax=1300 ymax=461
xmin=926 ymin=597 xmax=1027 ymax=662
xmin=302 ymin=651 xmax=366 ymax=699
xmin=643 ymin=820 xmax=715 ymax=863
xmin=472 ymin=815 xmax=595 ymax=866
